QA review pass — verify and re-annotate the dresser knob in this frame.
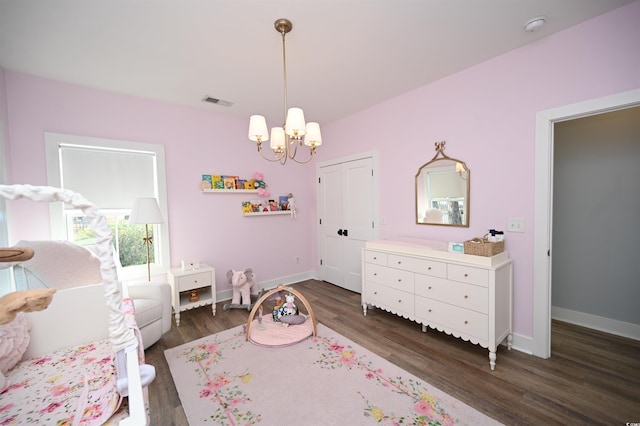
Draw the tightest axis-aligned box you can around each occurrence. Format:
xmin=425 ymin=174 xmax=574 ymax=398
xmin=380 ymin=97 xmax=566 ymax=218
xmin=427 ymin=266 xmax=432 ymax=270
xmin=374 ymin=273 xmax=377 ymax=276
xmin=464 ymin=295 xmax=468 ymax=299
xmin=398 ymin=279 xmax=402 ymax=282
xmin=398 ymin=300 xmax=402 ymax=303
xmin=428 ymin=309 xmax=432 ymax=313
xmin=464 ymin=320 xmax=468 ymax=324
xmin=374 ymin=291 xmax=378 ymax=295
xmin=464 ymin=273 xmax=468 ymax=277
xmin=428 ymin=286 xmax=432 ymax=290
xmin=373 ymin=256 xmax=377 ymax=260
xmin=397 ymin=261 xmax=402 ymax=265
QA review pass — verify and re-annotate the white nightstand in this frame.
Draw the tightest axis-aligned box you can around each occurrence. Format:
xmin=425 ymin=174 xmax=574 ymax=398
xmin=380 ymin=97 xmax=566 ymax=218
xmin=167 ymin=263 xmax=216 ymax=326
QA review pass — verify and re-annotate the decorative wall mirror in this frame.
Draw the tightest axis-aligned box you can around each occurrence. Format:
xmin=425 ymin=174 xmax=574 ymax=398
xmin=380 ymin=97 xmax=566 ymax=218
xmin=415 ymin=141 xmax=470 ymax=227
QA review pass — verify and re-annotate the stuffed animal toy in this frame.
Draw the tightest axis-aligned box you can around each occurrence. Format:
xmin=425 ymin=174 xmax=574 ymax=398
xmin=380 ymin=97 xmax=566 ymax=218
xmin=0 ymin=246 xmax=56 ymax=324
xmin=287 ymin=193 xmax=297 ymax=218
xmin=0 ymin=287 xmax=56 ymax=392
xmin=0 ymin=247 xmax=35 ymax=263
xmin=0 ymin=287 xmax=57 ymax=325
xmin=226 ymin=268 xmax=258 ymax=306
xmin=283 ymin=293 xmax=298 ymax=315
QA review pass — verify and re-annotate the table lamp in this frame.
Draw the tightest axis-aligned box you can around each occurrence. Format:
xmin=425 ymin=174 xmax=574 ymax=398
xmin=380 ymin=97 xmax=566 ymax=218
xmin=129 ymin=197 xmax=164 ymax=281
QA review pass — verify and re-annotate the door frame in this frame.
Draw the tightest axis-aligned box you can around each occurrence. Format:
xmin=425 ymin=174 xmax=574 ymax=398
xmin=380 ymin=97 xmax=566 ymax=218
xmin=533 ymin=88 xmax=640 ymax=358
xmin=316 ymin=150 xmax=379 ymax=283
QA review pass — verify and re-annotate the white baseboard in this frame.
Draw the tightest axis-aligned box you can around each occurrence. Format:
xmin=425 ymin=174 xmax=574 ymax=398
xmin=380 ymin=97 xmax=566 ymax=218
xmin=552 ymin=306 xmax=640 ymax=341
xmin=509 ymin=333 xmax=534 ymax=355
xmin=217 ymin=271 xmax=317 ymax=302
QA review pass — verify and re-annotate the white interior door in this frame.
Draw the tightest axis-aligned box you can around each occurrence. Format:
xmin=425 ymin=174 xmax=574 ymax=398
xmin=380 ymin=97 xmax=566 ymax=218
xmin=318 ymin=155 xmax=376 ymax=293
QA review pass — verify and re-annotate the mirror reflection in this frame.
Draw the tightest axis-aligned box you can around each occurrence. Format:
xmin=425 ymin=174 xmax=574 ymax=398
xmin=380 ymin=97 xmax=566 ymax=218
xmin=415 ymin=141 xmax=469 ymax=227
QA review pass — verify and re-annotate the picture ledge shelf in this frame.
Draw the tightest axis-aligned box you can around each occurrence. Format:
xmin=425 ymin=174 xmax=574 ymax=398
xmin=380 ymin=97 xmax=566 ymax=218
xmin=202 ymin=189 xmax=258 ymax=194
xmin=243 ymin=211 xmax=291 ymax=217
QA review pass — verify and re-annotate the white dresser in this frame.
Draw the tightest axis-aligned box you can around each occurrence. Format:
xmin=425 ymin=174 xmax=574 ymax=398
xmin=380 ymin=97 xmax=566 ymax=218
xmin=361 ymin=239 xmax=512 ymax=370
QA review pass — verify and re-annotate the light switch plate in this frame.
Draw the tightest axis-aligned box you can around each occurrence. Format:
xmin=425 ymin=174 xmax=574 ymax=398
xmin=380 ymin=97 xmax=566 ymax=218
xmin=507 ymin=217 xmax=525 ymax=233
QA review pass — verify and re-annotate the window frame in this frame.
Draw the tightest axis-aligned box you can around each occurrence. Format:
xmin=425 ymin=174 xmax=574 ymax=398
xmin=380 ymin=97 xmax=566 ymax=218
xmin=45 ymin=132 xmax=170 ymax=282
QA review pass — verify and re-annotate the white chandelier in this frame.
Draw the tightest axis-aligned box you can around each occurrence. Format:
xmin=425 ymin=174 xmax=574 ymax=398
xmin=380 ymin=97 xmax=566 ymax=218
xmin=248 ymin=18 xmax=322 ymax=165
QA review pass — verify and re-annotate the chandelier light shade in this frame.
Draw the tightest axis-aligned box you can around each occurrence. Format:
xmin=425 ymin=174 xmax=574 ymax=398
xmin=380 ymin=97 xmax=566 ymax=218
xmin=270 ymin=127 xmax=286 ymax=151
xmin=248 ymin=115 xmax=269 ymax=142
xmin=284 ymin=107 xmax=306 ymax=138
xmin=129 ymin=197 xmax=164 ymax=281
xmin=248 ymin=18 xmax=322 ymax=165
xmin=304 ymin=122 xmax=322 ymax=147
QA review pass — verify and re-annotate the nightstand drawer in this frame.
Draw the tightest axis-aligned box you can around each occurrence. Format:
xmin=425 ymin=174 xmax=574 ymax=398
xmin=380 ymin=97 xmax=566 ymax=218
xmin=176 ymin=271 xmax=212 ymax=292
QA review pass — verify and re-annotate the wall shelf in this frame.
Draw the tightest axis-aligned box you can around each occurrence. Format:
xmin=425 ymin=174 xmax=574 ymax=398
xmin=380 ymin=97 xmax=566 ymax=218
xmin=202 ymin=189 xmax=258 ymax=194
xmin=243 ymin=211 xmax=291 ymax=217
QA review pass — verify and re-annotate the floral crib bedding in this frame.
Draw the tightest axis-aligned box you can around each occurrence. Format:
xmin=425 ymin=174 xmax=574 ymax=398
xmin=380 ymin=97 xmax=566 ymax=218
xmin=0 ymin=297 xmax=146 ymax=425
xmin=0 ymin=337 xmax=126 ymax=425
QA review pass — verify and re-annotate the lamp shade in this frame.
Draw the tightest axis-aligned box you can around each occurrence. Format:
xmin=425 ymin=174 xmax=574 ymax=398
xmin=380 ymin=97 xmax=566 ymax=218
xmin=270 ymin=127 xmax=286 ymax=150
xmin=129 ymin=197 xmax=164 ymax=224
xmin=248 ymin=115 xmax=269 ymax=142
xmin=303 ymin=122 xmax=322 ymax=147
xmin=285 ymin=107 xmax=306 ymax=137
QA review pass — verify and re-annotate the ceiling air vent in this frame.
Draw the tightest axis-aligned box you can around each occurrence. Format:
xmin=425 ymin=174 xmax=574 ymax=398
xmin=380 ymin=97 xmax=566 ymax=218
xmin=202 ymin=96 xmax=233 ymax=107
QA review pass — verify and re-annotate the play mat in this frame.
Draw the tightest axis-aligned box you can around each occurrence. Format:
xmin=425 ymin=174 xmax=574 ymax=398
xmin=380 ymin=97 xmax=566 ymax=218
xmin=244 ymin=285 xmax=317 ymax=347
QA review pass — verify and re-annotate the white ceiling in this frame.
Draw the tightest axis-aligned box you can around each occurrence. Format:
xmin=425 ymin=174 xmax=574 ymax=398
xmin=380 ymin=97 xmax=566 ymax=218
xmin=0 ymin=0 xmax=633 ymax=127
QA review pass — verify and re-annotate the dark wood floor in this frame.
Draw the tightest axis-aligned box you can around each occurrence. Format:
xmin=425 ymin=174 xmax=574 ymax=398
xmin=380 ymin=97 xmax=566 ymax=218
xmin=145 ymin=279 xmax=640 ymax=425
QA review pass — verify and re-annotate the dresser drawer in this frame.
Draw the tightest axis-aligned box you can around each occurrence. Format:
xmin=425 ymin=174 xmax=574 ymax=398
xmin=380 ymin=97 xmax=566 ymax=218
xmin=415 ymin=296 xmax=488 ymax=341
xmin=388 ymin=254 xmax=446 ymax=278
xmin=366 ymin=282 xmax=414 ymax=317
xmin=365 ymin=264 xmax=414 ymax=292
xmin=414 ymin=275 xmax=488 ymax=314
xmin=364 ymin=250 xmax=387 ymax=266
xmin=176 ymin=271 xmax=213 ymax=292
xmin=447 ymin=264 xmax=489 ymax=287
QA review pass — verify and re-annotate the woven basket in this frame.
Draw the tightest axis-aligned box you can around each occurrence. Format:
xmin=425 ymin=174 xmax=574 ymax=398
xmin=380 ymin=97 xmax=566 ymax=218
xmin=464 ymin=237 xmax=504 ymax=257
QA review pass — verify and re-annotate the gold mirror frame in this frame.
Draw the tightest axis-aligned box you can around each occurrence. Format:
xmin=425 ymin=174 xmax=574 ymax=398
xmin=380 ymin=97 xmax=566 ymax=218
xmin=415 ymin=141 xmax=470 ymax=227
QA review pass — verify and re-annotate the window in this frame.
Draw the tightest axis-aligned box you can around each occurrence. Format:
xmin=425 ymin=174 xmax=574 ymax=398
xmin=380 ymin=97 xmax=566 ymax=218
xmin=45 ymin=133 xmax=170 ymax=281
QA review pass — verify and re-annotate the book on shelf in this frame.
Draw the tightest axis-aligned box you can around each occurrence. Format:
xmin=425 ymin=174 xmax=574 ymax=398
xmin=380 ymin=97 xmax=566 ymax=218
xmin=201 ymin=174 xmax=212 ymax=189
xmin=279 ymin=195 xmax=289 ymax=211
xmin=211 ymin=175 xmax=224 ymax=189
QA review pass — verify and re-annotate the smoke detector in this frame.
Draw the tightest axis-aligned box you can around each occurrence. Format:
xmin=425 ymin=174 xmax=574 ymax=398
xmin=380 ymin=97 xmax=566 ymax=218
xmin=524 ymin=16 xmax=546 ymax=32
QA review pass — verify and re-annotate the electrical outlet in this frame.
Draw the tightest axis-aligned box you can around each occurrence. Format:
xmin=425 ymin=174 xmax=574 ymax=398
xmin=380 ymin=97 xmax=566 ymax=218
xmin=507 ymin=217 xmax=525 ymax=233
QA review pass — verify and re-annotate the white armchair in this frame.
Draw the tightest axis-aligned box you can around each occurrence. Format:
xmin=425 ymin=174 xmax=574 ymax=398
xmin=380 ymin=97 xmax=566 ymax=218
xmin=13 ymin=240 xmax=172 ymax=349
xmin=128 ymin=282 xmax=171 ymax=349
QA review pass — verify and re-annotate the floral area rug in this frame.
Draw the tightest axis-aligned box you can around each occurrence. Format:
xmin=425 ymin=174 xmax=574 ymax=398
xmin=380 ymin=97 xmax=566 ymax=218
xmin=164 ymin=322 xmax=501 ymax=426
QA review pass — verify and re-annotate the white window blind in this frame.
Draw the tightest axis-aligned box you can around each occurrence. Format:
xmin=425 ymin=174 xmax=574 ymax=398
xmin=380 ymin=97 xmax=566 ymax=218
xmin=60 ymin=145 xmax=156 ymax=209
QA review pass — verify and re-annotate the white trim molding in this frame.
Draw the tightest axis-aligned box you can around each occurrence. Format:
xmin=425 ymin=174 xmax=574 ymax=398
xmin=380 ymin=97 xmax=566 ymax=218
xmin=533 ymin=88 xmax=640 ymax=358
xmin=552 ymin=307 xmax=640 ymax=341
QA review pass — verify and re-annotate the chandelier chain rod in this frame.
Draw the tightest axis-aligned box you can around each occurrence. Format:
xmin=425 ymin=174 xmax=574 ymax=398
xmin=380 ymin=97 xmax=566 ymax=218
xmin=281 ymin=28 xmax=289 ymax=124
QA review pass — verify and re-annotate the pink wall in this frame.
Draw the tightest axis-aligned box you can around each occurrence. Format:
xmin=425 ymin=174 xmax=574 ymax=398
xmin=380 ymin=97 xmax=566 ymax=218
xmin=319 ymin=1 xmax=640 ymax=338
xmin=3 ymin=1 xmax=639 ymax=339
xmin=0 ymin=65 xmax=8 ymax=183
xmin=4 ymin=73 xmax=317 ymax=291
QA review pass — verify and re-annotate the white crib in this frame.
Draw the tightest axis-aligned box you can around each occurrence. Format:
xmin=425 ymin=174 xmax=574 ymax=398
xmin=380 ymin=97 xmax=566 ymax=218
xmin=0 ymin=185 xmax=152 ymax=425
